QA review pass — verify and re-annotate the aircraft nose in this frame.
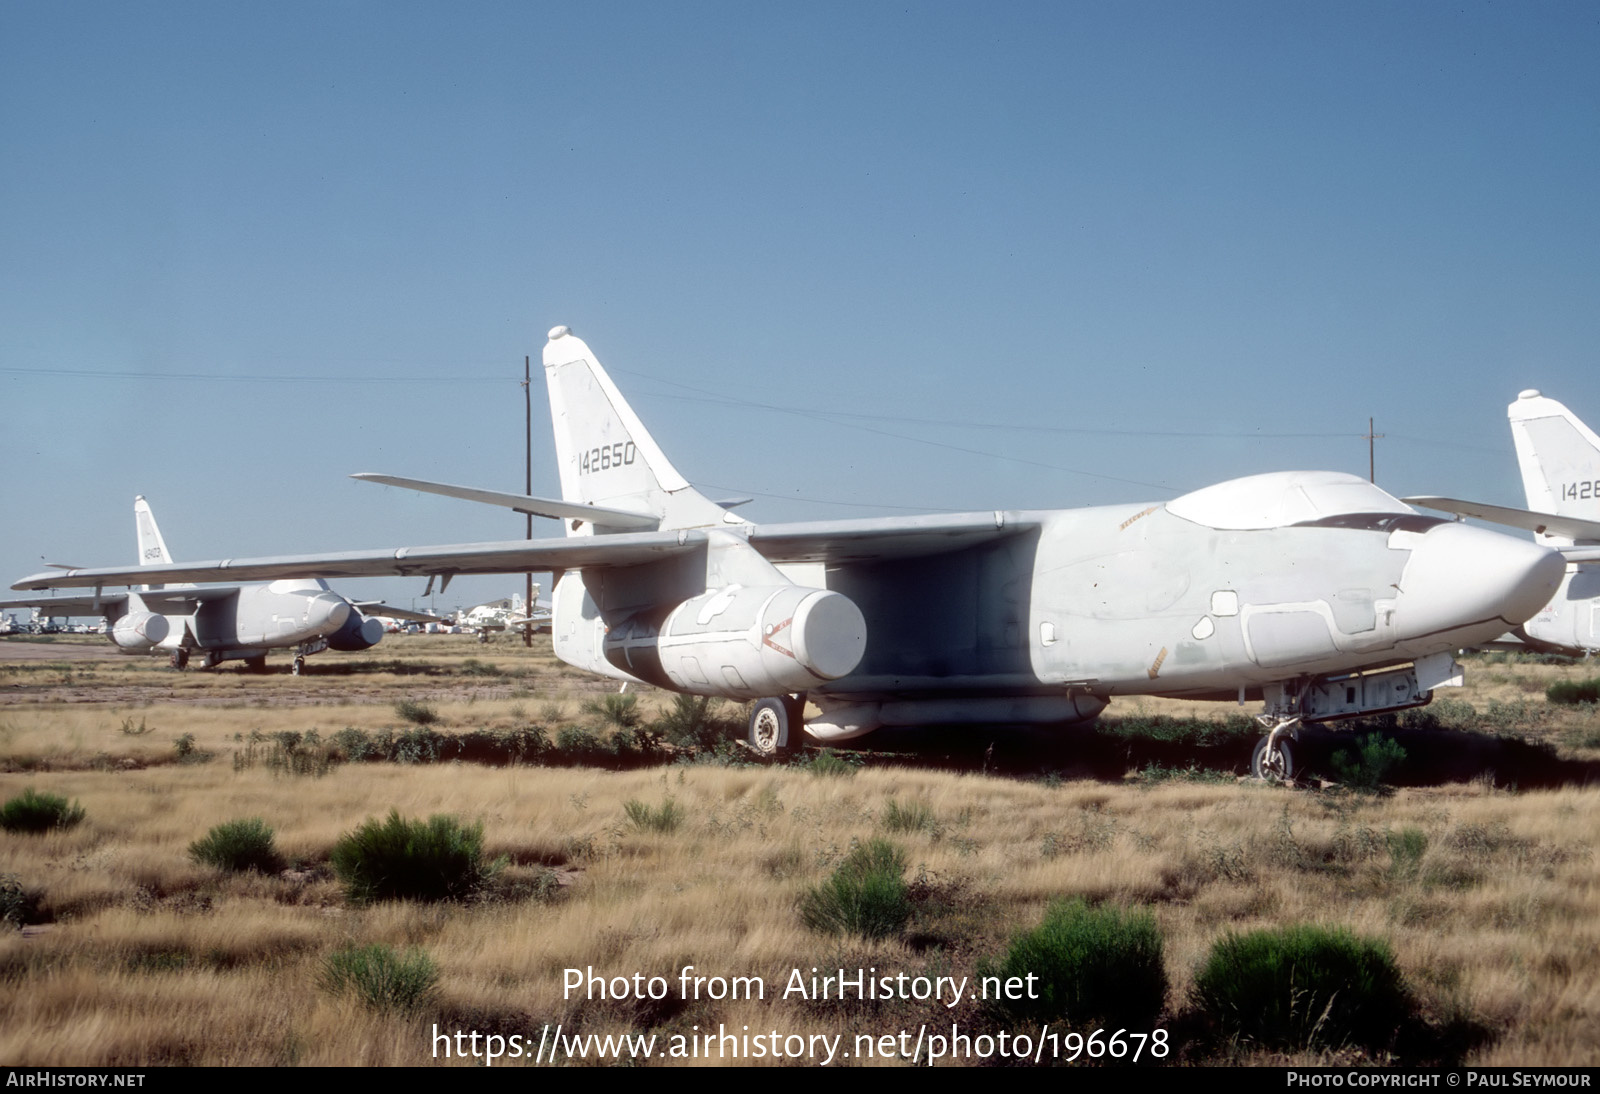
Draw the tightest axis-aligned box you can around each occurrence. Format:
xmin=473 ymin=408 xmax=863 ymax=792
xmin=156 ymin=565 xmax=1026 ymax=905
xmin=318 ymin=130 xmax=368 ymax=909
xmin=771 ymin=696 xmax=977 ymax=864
xmin=1395 ymin=523 xmax=1564 ymax=639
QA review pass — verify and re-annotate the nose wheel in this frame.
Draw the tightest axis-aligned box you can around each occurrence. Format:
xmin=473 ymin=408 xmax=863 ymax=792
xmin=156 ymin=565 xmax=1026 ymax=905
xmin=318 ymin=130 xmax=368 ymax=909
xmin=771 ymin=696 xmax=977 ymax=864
xmin=1251 ymin=714 xmax=1300 ymax=783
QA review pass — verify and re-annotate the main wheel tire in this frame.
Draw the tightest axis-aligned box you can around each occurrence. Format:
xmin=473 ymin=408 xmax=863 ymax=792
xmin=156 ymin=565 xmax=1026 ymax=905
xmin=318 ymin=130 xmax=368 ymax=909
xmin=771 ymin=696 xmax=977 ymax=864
xmin=170 ymin=650 xmax=189 ymax=671
xmin=1251 ymin=735 xmax=1295 ymax=783
xmin=749 ymin=696 xmax=801 ymax=756
xmin=291 ymin=656 xmax=305 ymax=676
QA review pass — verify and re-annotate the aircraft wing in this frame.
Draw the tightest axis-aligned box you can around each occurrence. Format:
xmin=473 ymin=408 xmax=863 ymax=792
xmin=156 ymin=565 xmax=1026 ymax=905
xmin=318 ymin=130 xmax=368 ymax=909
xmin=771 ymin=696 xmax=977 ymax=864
xmin=12 ymin=514 xmax=1038 ymax=594
xmin=747 ymin=512 xmax=1040 ymax=563
xmin=352 ymin=473 xmax=659 ymax=531
xmin=0 ymin=593 xmax=129 ymax=617
xmin=1404 ymin=496 xmax=1600 ymax=542
xmin=12 ymin=531 xmax=705 ymax=591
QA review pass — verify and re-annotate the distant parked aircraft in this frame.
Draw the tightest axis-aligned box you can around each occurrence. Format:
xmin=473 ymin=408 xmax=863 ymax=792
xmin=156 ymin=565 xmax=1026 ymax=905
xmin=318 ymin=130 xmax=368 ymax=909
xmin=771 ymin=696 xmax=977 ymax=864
xmin=0 ymin=497 xmax=421 ymax=673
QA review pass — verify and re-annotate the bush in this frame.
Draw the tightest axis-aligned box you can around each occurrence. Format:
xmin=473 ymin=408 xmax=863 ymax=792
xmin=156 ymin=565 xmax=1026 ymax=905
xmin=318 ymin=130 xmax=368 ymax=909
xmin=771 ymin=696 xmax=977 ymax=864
xmin=1330 ymin=734 xmax=1407 ymax=790
xmin=652 ymin=694 xmax=727 ymax=750
xmin=189 ymin=818 xmax=282 ymax=873
xmin=1548 ymin=678 xmax=1600 ymax=705
xmin=330 ymin=810 xmax=492 ymax=903
xmin=319 ymin=943 xmax=439 ymax=1013
xmin=982 ymin=899 xmax=1166 ymax=1029
xmin=623 ymin=797 xmax=684 ymax=833
xmin=583 ymin=693 xmax=641 ymax=729
xmin=394 ymin=699 xmax=440 ymax=726
xmin=804 ymin=750 xmax=858 ymax=778
xmin=799 ymin=839 xmax=911 ymax=939
xmin=881 ymin=798 xmax=936 ymax=834
xmin=0 ymin=788 xmax=86 ymax=833
xmin=1193 ymin=925 xmax=1410 ymax=1050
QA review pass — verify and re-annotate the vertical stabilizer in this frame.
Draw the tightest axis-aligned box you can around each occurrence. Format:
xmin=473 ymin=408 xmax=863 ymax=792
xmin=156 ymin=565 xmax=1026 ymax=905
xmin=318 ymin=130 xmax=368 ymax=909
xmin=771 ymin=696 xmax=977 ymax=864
xmin=542 ymin=326 xmax=733 ymax=533
xmin=1509 ymin=391 xmax=1600 ymax=548
xmin=133 ymin=496 xmax=195 ymax=591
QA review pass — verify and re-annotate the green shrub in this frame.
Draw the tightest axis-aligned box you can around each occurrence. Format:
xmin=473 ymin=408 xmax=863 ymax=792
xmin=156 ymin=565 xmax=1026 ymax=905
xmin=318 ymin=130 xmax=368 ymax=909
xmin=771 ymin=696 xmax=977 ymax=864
xmin=1386 ymin=827 xmax=1428 ymax=880
xmin=805 ymin=750 xmax=858 ymax=778
xmin=652 ymin=694 xmax=727 ymax=750
xmin=1548 ymin=678 xmax=1600 ymax=705
xmin=881 ymin=798 xmax=936 ymax=834
xmin=0 ymin=788 xmax=86 ymax=833
xmin=623 ymin=797 xmax=684 ymax=833
xmin=394 ymin=699 xmax=440 ymax=726
xmin=584 ymin=692 xmax=642 ymax=730
xmin=319 ymin=943 xmax=439 ymax=1013
xmin=799 ymin=839 xmax=911 ymax=939
xmin=188 ymin=818 xmax=282 ymax=873
xmin=982 ymin=899 xmax=1166 ymax=1028
xmin=1193 ymin=925 xmax=1410 ymax=1050
xmin=1330 ymin=734 xmax=1407 ymax=790
xmin=330 ymin=810 xmax=492 ymax=903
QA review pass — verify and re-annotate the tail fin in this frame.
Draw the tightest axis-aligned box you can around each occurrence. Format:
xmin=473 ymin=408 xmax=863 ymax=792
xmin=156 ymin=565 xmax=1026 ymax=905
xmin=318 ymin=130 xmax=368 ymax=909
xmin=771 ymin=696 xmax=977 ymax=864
xmin=542 ymin=326 xmax=734 ymax=532
xmin=134 ymin=496 xmax=194 ymax=591
xmin=1510 ymin=391 xmax=1600 ymax=547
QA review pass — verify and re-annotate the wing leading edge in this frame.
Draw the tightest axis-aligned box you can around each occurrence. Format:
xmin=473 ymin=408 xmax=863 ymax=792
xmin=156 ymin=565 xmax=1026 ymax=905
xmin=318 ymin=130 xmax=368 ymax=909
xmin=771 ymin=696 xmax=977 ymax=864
xmin=12 ymin=514 xmax=1040 ymax=592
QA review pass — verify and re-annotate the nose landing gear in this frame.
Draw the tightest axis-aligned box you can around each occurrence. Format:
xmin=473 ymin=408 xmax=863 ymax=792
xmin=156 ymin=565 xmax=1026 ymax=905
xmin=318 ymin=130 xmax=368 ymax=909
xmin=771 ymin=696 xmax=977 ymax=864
xmin=1251 ymin=713 xmax=1299 ymax=783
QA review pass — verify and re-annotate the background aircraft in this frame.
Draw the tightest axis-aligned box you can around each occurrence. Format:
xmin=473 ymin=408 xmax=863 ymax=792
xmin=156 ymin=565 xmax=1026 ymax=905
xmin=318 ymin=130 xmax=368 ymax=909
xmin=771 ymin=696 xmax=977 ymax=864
xmin=0 ymin=496 xmax=423 ymax=673
xmin=12 ymin=328 xmax=1564 ymax=779
xmin=456 ymin=591 xmax=552 ymax=641
xmin=1407 ymin=391 xmax=1600 ymax=657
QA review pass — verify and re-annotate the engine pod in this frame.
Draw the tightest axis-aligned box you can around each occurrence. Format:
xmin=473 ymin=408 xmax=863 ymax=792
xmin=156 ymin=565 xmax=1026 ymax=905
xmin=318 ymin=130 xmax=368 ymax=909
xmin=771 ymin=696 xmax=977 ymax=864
xmin=112 ymin=611 xmax=170 ymax=650
xmin=610 ymin=584 xmax=866 ymax=699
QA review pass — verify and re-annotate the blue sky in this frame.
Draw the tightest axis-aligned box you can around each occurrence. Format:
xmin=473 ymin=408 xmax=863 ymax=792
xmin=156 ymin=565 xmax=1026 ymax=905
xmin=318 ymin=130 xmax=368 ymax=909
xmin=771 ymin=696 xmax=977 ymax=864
xmin=3 ymin=2 xmax=1598 ymax=614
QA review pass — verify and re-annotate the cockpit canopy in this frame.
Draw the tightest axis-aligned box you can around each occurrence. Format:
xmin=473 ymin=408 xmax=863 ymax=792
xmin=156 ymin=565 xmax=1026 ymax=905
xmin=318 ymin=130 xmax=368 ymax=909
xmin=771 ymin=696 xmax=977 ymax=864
xmin=1165 ymin=471 xmax=1443 ymax=532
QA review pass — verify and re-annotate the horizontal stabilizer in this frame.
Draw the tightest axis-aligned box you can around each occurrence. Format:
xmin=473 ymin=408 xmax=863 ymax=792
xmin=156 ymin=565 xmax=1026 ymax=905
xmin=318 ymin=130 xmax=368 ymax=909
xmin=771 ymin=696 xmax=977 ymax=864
xmin=351 ymin=473 xmax=659 ymax=531
xmin=0 ymin=594 xmax=128 ymax=617
xmin=351 ymin=601 xmax=442 ymax=624
xmin=1404 ymin=495 xmax=1600 ymax=542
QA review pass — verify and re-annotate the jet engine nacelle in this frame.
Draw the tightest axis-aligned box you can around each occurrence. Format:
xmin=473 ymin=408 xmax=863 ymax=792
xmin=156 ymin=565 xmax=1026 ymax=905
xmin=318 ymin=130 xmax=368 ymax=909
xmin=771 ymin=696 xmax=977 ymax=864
xmin=111 ymin=611 xmax=170 ymax=651
xmin=604 ymin=584 xmax=867 ymax=700
xmin=326 ymin=611 xmax=385 ymax=652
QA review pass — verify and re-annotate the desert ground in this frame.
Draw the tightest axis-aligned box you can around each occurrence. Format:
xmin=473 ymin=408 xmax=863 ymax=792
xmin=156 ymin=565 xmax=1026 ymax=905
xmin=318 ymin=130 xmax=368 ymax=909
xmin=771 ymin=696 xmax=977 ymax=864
xmin=2 ymin=633 xmax=1597 ymax=1067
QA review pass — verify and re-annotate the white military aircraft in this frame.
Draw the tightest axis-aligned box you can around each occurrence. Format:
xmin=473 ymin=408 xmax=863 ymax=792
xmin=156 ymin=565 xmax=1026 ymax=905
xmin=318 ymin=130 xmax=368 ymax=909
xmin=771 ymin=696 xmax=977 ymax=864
xmin=456 ymin=592 xmax=552 ymax=641
xmin=1 ymin=496 xmax=425 ymax=673
xmin=1407 ymin=390 xmax=1600 ymax=657
xmin=13 ymin=327 xmax=1565 ymax=779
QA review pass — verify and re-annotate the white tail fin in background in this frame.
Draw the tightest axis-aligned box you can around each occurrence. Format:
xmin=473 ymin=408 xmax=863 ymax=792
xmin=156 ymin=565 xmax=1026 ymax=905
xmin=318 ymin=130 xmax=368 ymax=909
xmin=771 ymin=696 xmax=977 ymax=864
xmin=1510 ymin=391 xmax=1600 ymax=548
xmin=134 ymin=496 xmax=195 ymax=592
xmin=542 ymin=326 xmax=734 ymax=533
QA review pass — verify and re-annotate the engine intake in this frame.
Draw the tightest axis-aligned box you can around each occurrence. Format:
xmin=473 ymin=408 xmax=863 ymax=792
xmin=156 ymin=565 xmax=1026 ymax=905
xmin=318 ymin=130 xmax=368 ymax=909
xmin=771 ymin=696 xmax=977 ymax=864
xmin=112 ymin=611 xmax=170 ymax=650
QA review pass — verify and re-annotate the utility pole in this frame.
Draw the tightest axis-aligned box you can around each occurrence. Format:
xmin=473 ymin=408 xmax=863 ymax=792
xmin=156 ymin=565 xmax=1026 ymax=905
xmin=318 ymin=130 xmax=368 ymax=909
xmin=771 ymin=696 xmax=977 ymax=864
xmin=1364 ymin=417 xmax=1384 ymax=483
xmin=523 ymin=355 xmax=534 ymax=648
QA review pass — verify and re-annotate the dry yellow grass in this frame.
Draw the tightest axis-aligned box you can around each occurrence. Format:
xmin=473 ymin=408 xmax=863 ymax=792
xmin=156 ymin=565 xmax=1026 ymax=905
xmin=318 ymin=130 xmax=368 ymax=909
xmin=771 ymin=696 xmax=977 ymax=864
xmin=2 ymin=637 xmax=1599 ymax=1066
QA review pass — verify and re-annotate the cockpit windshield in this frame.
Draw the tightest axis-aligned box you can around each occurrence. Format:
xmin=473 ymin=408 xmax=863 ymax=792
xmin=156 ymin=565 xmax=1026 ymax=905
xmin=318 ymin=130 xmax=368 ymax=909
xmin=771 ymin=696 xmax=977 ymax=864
xmin=1291 ymin=512 xmax=1448 ymax=533
xmin=1165 ymin=471 xmax=1418 ymax=531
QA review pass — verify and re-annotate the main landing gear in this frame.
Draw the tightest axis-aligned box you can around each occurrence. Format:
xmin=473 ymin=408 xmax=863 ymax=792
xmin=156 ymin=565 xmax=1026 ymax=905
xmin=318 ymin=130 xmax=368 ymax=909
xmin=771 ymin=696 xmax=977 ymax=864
xmin=169 ymin=649 xmax=190 ymax=671
xmin=748 ymin=695 xmax=804 ymax=757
